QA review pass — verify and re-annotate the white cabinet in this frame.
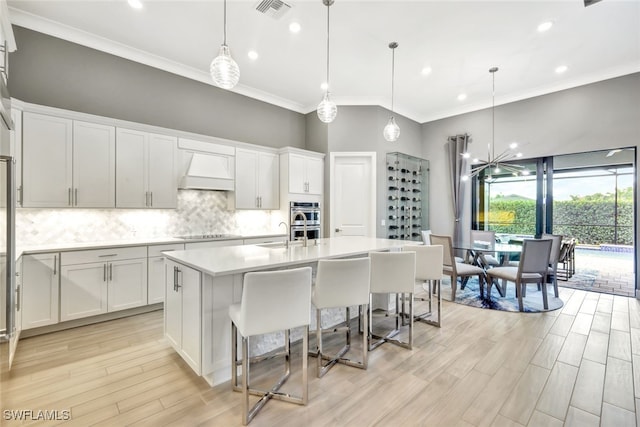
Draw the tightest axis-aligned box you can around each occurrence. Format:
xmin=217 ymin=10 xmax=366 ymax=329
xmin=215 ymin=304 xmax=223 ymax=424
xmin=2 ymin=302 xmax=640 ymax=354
xmin=22 ymin=112 xmax=115 ymax=208
xmin=10 ymin=109 xmax=22 ymax=206
xmin=73 ymin=120 xmax=116 ymax=207
xmin=281 ymin=150 xmax=324 ymax=196
xmin=60 ymin=247 xmax=147 ymax=321
xmin=116 ymin=128 xmax=177 ymax=208
xmin=234 ymin=148 xmax=279 ymax=209
xmin=21 ymin=253 xmax=59 ymax=330
xmin=165 ymin=259 xmax=202 ymax=374
xmin=147 ymin=243 xmax=184 ymax=304
xmin=22 ymin=112 xmax=73 ymax=207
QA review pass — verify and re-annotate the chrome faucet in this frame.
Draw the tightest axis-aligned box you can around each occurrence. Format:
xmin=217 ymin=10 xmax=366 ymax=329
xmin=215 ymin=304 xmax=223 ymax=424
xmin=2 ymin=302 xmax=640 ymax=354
xmin=278 ymin=221 xmax=289 ymax=249
xmin=292 ymin=210 xmax=308 ymax=247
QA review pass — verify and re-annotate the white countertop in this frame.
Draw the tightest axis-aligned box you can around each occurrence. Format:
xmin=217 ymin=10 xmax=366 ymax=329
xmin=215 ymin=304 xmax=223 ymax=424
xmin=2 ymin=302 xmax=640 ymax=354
xmin=163 ymin=236 xmax=411 ymax=277
xmin=14 ymin=234 xmax=287 ymax=258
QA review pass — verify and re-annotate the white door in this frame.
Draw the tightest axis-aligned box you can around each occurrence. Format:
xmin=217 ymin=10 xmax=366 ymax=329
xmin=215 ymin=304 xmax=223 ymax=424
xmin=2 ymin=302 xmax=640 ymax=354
xmin=306 ymin=157 xmax=324 ymax=195
xmin=60 ymin=262 xmax=108 ymax=321
xmin=21 ymin=253 xmax=59 ymax=330
xmin=235 ymin=149 xmax=258 ymax=209
xmin=330 ymin=152 xmax=376 ymax=237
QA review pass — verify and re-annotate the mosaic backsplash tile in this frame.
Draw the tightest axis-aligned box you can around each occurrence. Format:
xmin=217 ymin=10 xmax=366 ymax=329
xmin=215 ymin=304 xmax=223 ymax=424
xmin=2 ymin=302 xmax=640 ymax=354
xmin=16 ymin=190 xmax=287 ymax=245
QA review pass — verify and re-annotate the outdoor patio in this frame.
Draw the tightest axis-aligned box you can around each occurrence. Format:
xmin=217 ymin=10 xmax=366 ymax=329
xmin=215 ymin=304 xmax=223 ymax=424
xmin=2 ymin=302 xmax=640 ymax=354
xmin=561 ymin=247 xmax=635 ymax=297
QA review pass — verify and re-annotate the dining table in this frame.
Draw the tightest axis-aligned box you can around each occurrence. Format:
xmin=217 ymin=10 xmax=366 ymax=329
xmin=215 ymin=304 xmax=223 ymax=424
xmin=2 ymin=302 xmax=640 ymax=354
xmin=453 ymin=241 xmax=524 ymax=297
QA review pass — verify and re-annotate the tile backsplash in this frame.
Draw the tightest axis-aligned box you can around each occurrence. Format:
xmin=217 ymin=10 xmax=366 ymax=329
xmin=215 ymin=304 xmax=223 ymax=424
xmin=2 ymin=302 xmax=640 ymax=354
xmin=16 ymin=190 xmax=286 ymax=245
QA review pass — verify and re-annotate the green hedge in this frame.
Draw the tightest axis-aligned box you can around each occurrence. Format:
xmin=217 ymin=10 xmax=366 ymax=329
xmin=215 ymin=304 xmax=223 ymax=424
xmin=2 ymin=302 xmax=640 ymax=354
xmin=487 ymin=189 xmax=633 ymax=245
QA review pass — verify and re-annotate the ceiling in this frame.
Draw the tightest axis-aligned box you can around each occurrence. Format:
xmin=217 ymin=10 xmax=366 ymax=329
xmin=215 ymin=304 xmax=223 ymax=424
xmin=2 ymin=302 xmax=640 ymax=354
xmin=6 ymin=0 xmax=640 ymax=123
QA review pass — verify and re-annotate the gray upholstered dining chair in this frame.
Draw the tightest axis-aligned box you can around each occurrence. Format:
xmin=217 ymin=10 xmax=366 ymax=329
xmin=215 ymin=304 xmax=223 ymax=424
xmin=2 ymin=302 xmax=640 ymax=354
xmin=541 ymin=233 xmax=563 ymax=297
xmin=470 ymin=229 xmax=500 ymax=267
xmin=487 ymin=239 xmax=553 ymax=311
xmin=429 ymin=234 xmax=486 ymax=301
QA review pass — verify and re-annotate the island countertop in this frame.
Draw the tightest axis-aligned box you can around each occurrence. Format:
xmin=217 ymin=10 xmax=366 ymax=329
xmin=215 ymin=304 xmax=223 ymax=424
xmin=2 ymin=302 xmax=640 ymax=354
xmin=162 ymin=236 xmax=412 ymax=276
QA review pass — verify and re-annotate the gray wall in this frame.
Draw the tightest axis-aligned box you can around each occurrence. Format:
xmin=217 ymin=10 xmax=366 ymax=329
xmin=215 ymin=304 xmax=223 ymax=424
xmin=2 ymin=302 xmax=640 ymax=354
xmin=8 ymin=26 xmax=306 ymax=149
xmin=308 ymin=105 xmax=423 ymax=237
xmin=422 ymin=72 xmax=640 ymax=237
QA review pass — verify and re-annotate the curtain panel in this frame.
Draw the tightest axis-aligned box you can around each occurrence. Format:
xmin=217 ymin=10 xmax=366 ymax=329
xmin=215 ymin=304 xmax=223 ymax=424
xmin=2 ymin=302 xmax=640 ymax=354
xmin=446 ymin=134 xmax=470 ymax=243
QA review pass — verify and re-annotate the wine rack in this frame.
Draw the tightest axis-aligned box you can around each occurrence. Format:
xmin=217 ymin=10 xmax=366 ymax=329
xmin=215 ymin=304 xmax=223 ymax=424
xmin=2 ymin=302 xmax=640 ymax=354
xmin=386 ymin=152 xmax=429 ymax=242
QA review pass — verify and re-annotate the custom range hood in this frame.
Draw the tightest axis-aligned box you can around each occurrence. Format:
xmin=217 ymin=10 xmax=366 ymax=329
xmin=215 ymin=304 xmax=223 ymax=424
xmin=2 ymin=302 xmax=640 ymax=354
xmin=178 ymin=138 xmax=235 ymax=191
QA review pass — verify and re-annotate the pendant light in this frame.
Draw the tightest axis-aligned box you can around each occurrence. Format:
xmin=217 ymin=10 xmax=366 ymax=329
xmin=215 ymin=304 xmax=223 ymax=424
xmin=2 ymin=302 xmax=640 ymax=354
xmin=317 ymin=0 xmax=337 ymax=123
xmin=210 ymin=0 xmax=240 ymax=90
xmin=383 ymin=42 xmax=400 ymax=142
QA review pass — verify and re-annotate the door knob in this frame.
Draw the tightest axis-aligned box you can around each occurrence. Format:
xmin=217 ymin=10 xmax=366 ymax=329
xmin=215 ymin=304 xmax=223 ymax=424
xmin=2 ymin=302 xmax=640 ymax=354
xmin=335 ymin=228 xmax=342 ymax=232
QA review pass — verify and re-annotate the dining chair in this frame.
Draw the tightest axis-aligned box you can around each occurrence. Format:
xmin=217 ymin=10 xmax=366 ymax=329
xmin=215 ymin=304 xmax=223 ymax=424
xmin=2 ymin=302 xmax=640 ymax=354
xmin=229 ymin=267 xmax=312 ymax=425
xmin=541 ymin=233 xmax=563 ymax=297
xmin=486 ymin=239 xmax=552 ymax=311
xmin=368 ymin=251 xmax=416 ymax=350
xmin=312 ymin=257 xmax=371 ymax=378
xmin=429 ymin=234 xmax=486 ymax=301
xmin=421 ymin=229 xmax=432 ymax=245
xmin=470 ymin=229 xmax=501 ymax=267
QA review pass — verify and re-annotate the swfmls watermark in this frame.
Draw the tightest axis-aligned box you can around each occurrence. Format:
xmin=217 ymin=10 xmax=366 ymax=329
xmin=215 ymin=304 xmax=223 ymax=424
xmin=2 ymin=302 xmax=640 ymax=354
xmin=3 ymin=409 xmax=71 ymax=421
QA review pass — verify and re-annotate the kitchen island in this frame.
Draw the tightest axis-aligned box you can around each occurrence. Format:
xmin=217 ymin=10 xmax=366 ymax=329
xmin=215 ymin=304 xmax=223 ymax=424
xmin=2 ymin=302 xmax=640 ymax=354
xmin=162 ymin=236 xmax=409 ymax=386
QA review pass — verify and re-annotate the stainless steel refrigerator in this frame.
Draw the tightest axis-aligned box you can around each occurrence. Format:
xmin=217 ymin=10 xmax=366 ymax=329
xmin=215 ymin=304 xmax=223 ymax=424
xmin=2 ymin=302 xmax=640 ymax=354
xmin=0 ymin=155 xmax=16 ymax=405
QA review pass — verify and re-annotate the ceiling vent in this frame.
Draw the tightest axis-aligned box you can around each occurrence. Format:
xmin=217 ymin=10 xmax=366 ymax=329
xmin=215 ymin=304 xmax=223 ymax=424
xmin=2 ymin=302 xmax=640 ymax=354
xmin=255 ymin=0 xmax=292 ymax=19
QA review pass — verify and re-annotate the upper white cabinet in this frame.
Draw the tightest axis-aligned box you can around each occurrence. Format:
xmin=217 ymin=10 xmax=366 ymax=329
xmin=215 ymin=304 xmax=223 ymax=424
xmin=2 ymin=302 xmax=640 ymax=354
xmin=22 ymin=113 xmax=73 ymax=207
xmin=234 ymin=148 xmax=279 ymax=209
xmin=282 ymin=150 xmax=324 ymax=196
xmin=116 ymin=128 xmax=177 ymax=208
xmin=22 ymin=112 xmax=115 ymax=208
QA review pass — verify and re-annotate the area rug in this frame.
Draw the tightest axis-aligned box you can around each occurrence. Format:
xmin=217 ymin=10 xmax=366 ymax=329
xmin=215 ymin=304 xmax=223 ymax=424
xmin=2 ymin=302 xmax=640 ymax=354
xmin=438 ymin=277 xmax=564 ymax=313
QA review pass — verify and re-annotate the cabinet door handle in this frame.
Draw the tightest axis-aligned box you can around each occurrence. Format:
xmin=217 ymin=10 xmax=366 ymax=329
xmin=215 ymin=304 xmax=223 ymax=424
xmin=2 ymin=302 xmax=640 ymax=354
xmin=68 ymin=188 xmax=72 ymax=206
xmin=18 ymin=186 xmax=22 ymax=206
xmin=74 ymin=188 xmax=78 ymax=206
xmin=104 ymin=264 xmax=107 ymax=282
xmin=173 ymin=266 xmax=178 ymax=292
xmin=109 ymin=263 xmax=113 ymax=281
xmin=150 ymin=192 xmax=153 ymax=207
xmin=53 ymin=255 xmax=57 ymax=275
xmin=15 ymin=285 xmax=20 ymax=311
xmin=98 ymin=254 xmax=118 ymax=258
xmin=145 ymin=191 xmax=148 ymax=207
xmin=176 ymin=268 xmax=182 ymax=289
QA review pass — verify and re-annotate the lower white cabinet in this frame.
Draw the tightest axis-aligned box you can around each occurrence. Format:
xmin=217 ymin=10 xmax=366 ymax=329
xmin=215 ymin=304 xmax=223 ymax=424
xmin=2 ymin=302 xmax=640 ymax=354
xmin=60 ymin=247 xmax=147 ymax=322
xmin=21 ymin=253 xmax=59 ymax=330
xmin=165 ymin=259 xmax=201 ymax=374
xmin=147 ymin=243 xmax=184 ymax=304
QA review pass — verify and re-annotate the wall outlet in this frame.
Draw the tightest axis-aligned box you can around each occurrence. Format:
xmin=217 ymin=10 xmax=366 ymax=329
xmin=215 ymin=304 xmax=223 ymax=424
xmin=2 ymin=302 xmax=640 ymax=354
xmin=381 ymin=219 xmax=385 ymax=226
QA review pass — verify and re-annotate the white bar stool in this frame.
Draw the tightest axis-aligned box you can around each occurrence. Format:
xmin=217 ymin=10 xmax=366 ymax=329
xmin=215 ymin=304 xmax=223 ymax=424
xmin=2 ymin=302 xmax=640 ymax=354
xmin=409 ymin=244 xmax=444 ymax=327
xmin=312 ymin=257 xmax=371 ymax=378
xmin=229 ymin=267 xmax=312 ymax=425
xmin=368 ymin=251 xmax=416 ymax=351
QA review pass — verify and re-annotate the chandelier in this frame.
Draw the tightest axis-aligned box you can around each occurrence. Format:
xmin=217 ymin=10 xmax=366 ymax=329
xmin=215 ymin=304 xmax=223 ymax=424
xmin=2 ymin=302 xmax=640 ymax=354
xmin=461 ymin=67 xmax=526 ymax=181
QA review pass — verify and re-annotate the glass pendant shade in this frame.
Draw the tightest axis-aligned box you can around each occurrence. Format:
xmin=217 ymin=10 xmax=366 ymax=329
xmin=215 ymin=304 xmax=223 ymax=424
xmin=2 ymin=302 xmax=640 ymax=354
xmin=210 ymin=44 xmax=240 ymax=89
xmin=383 ymin=116 xmax=400 ymax=142
xmin=317 ymin=92 xmax=337 ymax=123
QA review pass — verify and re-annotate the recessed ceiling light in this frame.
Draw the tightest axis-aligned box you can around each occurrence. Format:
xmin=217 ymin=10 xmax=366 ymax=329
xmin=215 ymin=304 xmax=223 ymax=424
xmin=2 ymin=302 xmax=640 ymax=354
xmin=248 ymin=50 xmax=259 ymax=60
xmin=320 ymin=82 xmax=328 ymax=91
xmin=289 ymin=22 xmax=301 ymax=33
xmin=537 ymin=21 xmax=553 ymax=32
xmin=457 ymin=93 xmax=467 ymax=101
xmin=128 ymin=0 xmax=143 ymax=9
xmin=421 ymin=67 xmax=432 ymax=76
xmin=555 ymin=65 xmax=568 ymax=74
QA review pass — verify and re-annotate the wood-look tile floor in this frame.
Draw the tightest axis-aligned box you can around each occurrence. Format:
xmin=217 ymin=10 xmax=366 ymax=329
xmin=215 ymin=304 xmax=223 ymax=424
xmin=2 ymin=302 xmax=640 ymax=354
xmin=3 ymin=287 xmax=640 ymax=426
